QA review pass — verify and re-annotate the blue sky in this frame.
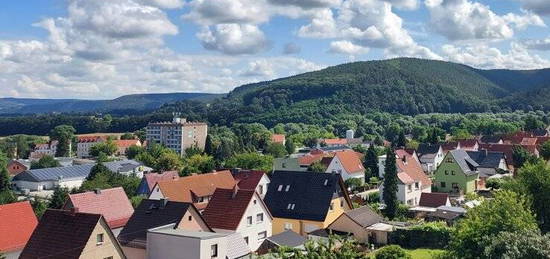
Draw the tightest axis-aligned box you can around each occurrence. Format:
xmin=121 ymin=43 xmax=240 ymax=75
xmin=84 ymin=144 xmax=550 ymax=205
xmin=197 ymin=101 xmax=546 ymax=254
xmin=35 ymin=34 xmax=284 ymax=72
xmin=1 ymin=0 xmax=550 ymax=99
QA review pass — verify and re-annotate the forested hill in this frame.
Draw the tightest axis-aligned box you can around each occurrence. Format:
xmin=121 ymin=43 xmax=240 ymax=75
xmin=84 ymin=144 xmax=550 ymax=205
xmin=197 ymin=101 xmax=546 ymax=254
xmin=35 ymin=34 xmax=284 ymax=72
xmin=159 ymin=58 xmax=550 ymax=126
xmin=0 ymin=92 xmax=224 ymax=114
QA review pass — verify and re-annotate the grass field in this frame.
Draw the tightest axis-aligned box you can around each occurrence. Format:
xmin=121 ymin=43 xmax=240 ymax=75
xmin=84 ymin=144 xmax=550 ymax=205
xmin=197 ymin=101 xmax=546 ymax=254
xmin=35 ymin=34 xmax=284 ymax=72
xmin=406 ymin=249 xmax=445 ymax=259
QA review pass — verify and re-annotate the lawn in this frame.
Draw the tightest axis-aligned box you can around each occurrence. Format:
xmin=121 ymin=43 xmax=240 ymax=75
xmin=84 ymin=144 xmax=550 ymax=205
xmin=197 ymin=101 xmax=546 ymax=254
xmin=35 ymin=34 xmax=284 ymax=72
xmin=406 ymin=249 xmax=445 ymax=259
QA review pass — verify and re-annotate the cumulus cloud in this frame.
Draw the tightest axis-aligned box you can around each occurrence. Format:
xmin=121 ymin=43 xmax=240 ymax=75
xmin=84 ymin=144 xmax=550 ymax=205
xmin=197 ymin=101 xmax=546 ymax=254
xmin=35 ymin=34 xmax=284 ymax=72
xmin=283 ymin=43 xmax=302 ymax=54
xmin=138 ymin=0 xmax=184 ymax=9
xmin=517 ymin=0 xmax=550 ymax=16
xmin=197 ymin=24 xmax=270 ymax=55
xmin=183 ymin=0 xmax=270 ymax=25
xmin=240 ymin=60 xmax=275 ymax=77
xmin=328 ymin=40 xmax=369 ymax=56
xmin=425 ymin=0 xmax=545 ymax=41
xmin=441 ymin=42 xmax=550 ymax=69
xmin=523 ymin=38 xmax=550 ymax=50
xmin=382 ymin=0 xmax=418 ymax=9
xmin=268 ymin=0 xmax=341 ymax=9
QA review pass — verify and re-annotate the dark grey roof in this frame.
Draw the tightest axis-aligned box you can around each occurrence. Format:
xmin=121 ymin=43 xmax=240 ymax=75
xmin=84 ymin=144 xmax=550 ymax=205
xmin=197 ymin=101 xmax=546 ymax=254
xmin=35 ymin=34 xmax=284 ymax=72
xmin=104 ymin=160 xmax=143 ymax=173
xmin=479 ymin=136 xmax=502 ymax=144
xmin=264 ymin=171 xmax=345 ymax=222
xmin=417 ymin=144 xmax=441 ymax=157
xmin=266 ymin=230 xmax=306 ymax=248
xmin=437 ymin=206 xmax=466 ymax=214
xmin=449 ymin=150 xmax=479 ymax=176
xmin=466 ymin=151 xmax=505 ymax=168
xmin=343 ymin=206 xmax=382 ymax=228
xmin=533 ymin=129 xmax=548 ymax=137
xmin=13 ymin=164 xmax=95 ymax=182
xmin=318 ymin=145 xmax=352 ymax=152
xmin=428 ymin=210 xmax=461 ymax=220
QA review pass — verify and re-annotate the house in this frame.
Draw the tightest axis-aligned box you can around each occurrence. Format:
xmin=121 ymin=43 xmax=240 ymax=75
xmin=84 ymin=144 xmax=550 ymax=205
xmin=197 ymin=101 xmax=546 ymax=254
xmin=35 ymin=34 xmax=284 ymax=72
xmin=433 ymin=150 xmax=479 ymax=195
xmin=113 ymin=139 xmax=142 ymax=156
xmin=264 ymin=171 xmax=353 ymax=236
xmin=324 ymin=150 xmax=365 ymax=183
xmin=479 ymin=135 xmax=504 ymax=144
xmin=479 ymin=143 xmax=538 ymax=170
xmin=379 ymin=149 xmax=432 ymax=206
xmin=118 ymin=199 xmax=212 ymax=259
xmin=7 ymin=160 xmax=29 ymax=177
xmin=29 ymin=141 xmax=58 ymax=159
xmin=202 ymin=188 xmax=273 ymax=251
xmin=233 ymin=170 xmax=271 ymax=198
xmin=63 ymin=187 xmax=134 ymax=236
xmin=418 ymin=193 xmax=451 ymax=208
xmin=256 ymin=230 xmax=306 ymax=255
xmin=273 ymin=158 xmax=306 ymax=172
xmin=457 ymin=139 xmax=479 ymax=151
xmin=271 ymin=134 xmax=286 ymax=145
xmin=20 ymin=209 xmax=126 ymax=259
xmin=104 ymin=159 xmax=152 ymax=178
xmin=297 ymin=153 xmax=328 ymax=168
xmin=77 ymin=136 xmax=106 ymax=158
xmin=135 ymin=171 xmax=179 ymax=196
xmin=307 ymin=229 xmax=352 ymax=243
xmin=326 ymin=206 xmax=383 ymax=244
xmin=416 ymin=143 xmax=444 ymax=173
xmin=466 ymin=150 xmax=508 ymax=188
xmin=12 ymin=163 xmax=95 ymax=191
xmin=320 ymin=138 xmax=348 ymax=147
xmin=440 ymin=142 xmax=460 ymax=153
xmin=146 ymin=224 xmax=250 ymax=259
xmin=0 ymin=201 xmax=38 ymax=259
xmin=426 ymin=206 xmax=466 ymax=226
xmin=148 ymin=170 xmax=236 ymax=210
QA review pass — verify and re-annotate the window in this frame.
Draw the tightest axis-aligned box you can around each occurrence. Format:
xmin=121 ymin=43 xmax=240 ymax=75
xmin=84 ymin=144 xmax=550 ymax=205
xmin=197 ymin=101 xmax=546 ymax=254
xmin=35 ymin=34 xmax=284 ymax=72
xmin=244 ymin=236 xmax=249 ymax=244
xmin=247 ymin=216 xmax=253 ymax=226
xmin=96 ymin=233 xmax=104 ymax=245
xmin=323 ymin=179 xmax=329 ymax=186
xmin=287 ymin=203 xmax=295 ymax=210
xmin=211 ymin=244 xmax=218 ymax=258
xmin=340 ymin=200 xmax=344 ymax=207
xmin=104 ymin=257 xmax=113 ymax=259
xmin=407 ymin=184 xmax=412 ymax=192
xmin=452 ymin=183 xmax=459 ymax=188
xmin=444 ymin=170 xmax=448 ymax=175
xmin=258 ymin=231 xmax=267 ymax=240
xmin=253 ymin=199 xmax=257 ymax=205
xmin=414 ymin=182 xmax=419 ymax=190
xmin=451 ymin=171 xmax=455 ymax=175
xmin=329 ymin=202 xmax=334 ymax=210
xmin=258 ymin=185 xmax=263 ymax=194
xmin=284 ymin=222 xmax=293 ymax=230
xmin=257 ymin=213 xmax=264 ymax=223
xmin=188 ymin=216 xmax=192 ymax=221
xmin=441 ymin=182 xmax=446 ymax=188
xmin=446 ymin=158 xmax=453 ymax=163
xmin=285 ymin=185 xmax=290 ymax=192
xmin=277 ymin=185 xmax=283 ymax=191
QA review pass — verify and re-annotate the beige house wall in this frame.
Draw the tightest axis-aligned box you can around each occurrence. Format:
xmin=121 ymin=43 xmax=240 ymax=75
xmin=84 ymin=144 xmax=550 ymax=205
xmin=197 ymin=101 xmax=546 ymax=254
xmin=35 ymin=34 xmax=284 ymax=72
xmin=80 ymin=219 xmax=126 ymax=259
xmin=177 ymin=207 xmax=211 ymax=232
xmin=328 ymin=214 xmax=369 ymax=243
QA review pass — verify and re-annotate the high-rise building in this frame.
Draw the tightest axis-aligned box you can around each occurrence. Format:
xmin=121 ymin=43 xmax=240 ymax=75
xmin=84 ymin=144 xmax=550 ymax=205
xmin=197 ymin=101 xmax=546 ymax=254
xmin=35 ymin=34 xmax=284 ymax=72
xmin=146 ymin=116 xmax=208 ymax=156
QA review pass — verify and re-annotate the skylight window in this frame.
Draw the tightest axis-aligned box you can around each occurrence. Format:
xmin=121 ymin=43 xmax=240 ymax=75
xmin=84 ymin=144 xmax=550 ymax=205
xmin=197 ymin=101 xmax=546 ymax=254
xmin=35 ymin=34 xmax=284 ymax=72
xmin=285 ymin=185 xmax=290 ymax=192
xmin=277 ymin=185 xmax=283 ymax=191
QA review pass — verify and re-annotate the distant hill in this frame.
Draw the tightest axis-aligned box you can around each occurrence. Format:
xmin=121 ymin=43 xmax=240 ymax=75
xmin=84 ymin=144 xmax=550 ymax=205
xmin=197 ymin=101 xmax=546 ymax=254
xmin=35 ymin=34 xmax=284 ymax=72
xmin=0 ymin=92 xmax=225 ymax=114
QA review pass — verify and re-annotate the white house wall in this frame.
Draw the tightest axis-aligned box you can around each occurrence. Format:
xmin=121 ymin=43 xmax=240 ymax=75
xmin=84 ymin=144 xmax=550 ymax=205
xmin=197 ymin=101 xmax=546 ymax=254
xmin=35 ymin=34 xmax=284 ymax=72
xmin=233 ymin=193 xmax=272 ymax=251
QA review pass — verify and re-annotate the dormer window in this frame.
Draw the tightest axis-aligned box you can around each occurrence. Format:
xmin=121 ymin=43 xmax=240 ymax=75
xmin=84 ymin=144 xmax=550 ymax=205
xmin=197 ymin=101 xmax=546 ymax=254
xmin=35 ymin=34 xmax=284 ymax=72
xmin=287 ymin=203 xmax=295 ymax=210
xmin=323 ymin=179 xmax=329 ymax=186
xmin=285 ymin=185 xmax=290 ymax=192
xmin=277 ymin=185 xmax=283 ymax=191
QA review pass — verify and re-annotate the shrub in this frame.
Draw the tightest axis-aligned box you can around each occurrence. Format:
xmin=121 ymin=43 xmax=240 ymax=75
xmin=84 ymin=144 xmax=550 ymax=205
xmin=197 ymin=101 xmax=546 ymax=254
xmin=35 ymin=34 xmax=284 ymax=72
xmin=375 ymin=245 xmax=412 ymax=259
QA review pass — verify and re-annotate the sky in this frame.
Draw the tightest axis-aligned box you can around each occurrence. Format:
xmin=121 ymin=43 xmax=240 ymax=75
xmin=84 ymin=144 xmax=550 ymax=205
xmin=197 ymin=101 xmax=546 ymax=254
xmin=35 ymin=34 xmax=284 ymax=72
xmin=1 ymin=0 xmax=550 ymax=99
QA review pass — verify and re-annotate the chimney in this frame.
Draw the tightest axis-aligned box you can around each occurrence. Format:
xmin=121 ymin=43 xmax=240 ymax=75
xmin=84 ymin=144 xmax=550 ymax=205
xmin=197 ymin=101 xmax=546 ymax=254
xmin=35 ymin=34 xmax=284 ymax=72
xmin=232 ymin=185 xmax=240 ymax=199
xmin=159 ymin=198 xmax=169 ymax=209
xmin=94 ymin=188 xmax=101 ymax=195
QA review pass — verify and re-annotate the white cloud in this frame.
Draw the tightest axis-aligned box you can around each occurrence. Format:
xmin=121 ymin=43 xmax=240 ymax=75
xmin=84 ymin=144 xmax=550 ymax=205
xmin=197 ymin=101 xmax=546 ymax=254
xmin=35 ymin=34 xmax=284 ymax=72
xmin=523 ymin=38 xmax=550 ymax=50
xmin=382 ymin=0 xmax=418 ymax=10
xmin=297 ymin=8 xmax=338 ymax=38
xmin=503 ymin=11 xmax=546 ymax=29
xmin=183 ymin=0 xmax=270 ymax=25
xmin=441 ymin=42 xmax=550 ymax=69
xmin=240 ymin=60 xmax=275 ymax=77
xmin=328 ymin=40 xmax=369 ymax=56
xmin=517 ymin=0 xmax=550 ymax=16
xmin=268 ymin=0 xmax=341 ymax=9
xmin=197 ymin=24 xmax=270 ymax=55
xmin=138 ymin=0 xmax=184 ymax=9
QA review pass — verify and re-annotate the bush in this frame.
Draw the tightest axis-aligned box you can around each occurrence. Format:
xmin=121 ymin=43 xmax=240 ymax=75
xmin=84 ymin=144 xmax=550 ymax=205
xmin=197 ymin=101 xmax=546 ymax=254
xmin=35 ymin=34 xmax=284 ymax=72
xmin=389 ymin=222 xmax=452 ymax=249
xmin=375 ymin=245 xmax=412 ymax=259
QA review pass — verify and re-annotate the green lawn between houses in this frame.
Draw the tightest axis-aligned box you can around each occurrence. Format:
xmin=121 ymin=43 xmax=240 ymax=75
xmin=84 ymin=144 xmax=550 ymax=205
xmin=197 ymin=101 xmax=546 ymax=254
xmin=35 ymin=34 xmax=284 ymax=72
xmin=406 ymin=249 xmax=445 ymax=259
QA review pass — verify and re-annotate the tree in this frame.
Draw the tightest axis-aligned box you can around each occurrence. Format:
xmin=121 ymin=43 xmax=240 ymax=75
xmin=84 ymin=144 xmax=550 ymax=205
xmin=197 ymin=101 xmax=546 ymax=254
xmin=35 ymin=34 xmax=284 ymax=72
xmin=345 ymin=178 xmax=363 ymax=191
xmin=483 ymin=230 xmax=550 ymax=259
xmin=49 ymin=125 xmax=75 ymax=157
xmin=285 ymin=138 xmax=295 ymax=155
xmin=30 ymin=155 xmax=61 ymax=169
xmin=364 ymin=145 xmax=379 ymax=179
xmin=395 ymin=131 xmax=406 ymax=148
xmin=272 ymin=235 xmax=366 ymax=258
xmin=120 ymin=133 xmax=135 ymax=140
xmin=181 ymin=154 xmax=215 ymax=176
xmin=382 ymin=148 xmax=398 ymax=219
xmin=48 ymin=186 xmax=69 ymax=209
xmin=87 ymin=163 xmax=110 ymax=181
xmin=512 ymin=145 xmax=535 ymax=168
xmin=449 ymin=191 xmax=538 ymax=259
xmin=540 ymin=141 xmax=550 ymax=161
xmin=30 ymin=197 xmax=47 ymax=218
xmin=374 ymin=245 xmax=412 ymax=259
xmin=184 ymin=146 xmax=203 ymax=158
xmin=308 ymin=161 xmax=327 ymax=173
xmin=204 ymin=135 xmax=214 ymax=156
xmin=525 ymin=115 xmax=545 ymax=131
xmin=265 ymin=143 xmax=287 ymax=158
xmin=0 ymin=152 xmax=10 ymax=193
xmin=126 ymin=145 xmax=144 ymax=159
xmin=225 ymin=153 xmax=273 ymax=172
xmin=89 ymin=140 xmax=117 ymax=157
xmin=156 ymin=151 xmax=183 ymax=172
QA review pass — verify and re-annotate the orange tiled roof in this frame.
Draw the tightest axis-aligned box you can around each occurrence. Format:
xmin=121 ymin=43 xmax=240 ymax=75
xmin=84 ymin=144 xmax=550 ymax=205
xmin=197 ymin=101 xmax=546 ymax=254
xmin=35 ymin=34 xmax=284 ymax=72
xmin=0 ymin=201 xmax=38 ymax=252
xmin=395 ymin=149 xmax=432 ymax=187
xmin=156 ymin=170 xmax=236 ymax=202
xmin=322 ymin=138 xmax=347 ymax=145
xmin=271 ymin=134 xmax=286 ymax=144
xmin=114 ymin=139 xmax=141 ymax=148
xmin=334 ymin=150 xmax=364 ymax=174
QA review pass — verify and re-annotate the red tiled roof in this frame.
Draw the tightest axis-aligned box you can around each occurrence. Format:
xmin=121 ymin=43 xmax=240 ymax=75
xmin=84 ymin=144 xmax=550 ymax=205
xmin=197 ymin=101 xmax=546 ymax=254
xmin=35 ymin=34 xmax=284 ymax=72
xmin=333 ymin=150 xmax=364 ymax=174
xmin=395 ymin=149 xmax=432 ymax=187
xmin=458 ymin=139 xmax=478 ymax=148
xmin=298 ymin=153 xmax=326 ymax=166
xmin=419 ymin=192 xmax=450 ymax=208
xmin=537 ymin=136 xmax=550 ymax=145
xmin=156 ymin=170 xmax=236 ymax=203
xmin=114 ymin=139 xmax=141 ymax=148
xmin=271 ymin=134 xmax=286 ymax=144
xmin=77 ymin=136 xmax=106 ymax=143
xmin=440 ymin=142 xmax=459 ymax=152
xmin=144 ymin=171 xmax=179 ymax=192
xmin=234 ymin=170 xmax=265 ymax=190
xmin=479 ymin=143 xmax=539 ymax=166
xmin=19 ymin=210 xmax=109 ymax=259
xmin=322 ymin=138 xmax=347 ymax=145
xmin=202 ymin=188 xmax=256 ymax=230
xmin=520 ymin=137 xmax=537 ymax=146
xmin=0 ymin=201 xmax=38 ymax=253
xmin=65 ymin=187 xmax=134 ymax=229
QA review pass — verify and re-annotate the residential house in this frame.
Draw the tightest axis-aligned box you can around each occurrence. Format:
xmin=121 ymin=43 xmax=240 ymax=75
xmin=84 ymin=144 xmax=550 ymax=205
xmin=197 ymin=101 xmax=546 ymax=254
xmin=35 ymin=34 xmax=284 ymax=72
xmin=77 ymin=136 xmax=106 ymax=158
xmin=320 ymin=138 xmax=348 ymax=147
xmin=457 ymin=139 xmax=479 ymax=151
xmin=479 ymin=143 xmax=538 ymax=170
xmin=426 ymin=206 xmax=466 ymax=226
xmin=324 ymin=150 xmax=365 ymax=183
xmin=264 ymin=171 xmax=353 ymax=236
xmin=104 ymin=159 xmax=152 ymax=178
xmin=273 ymin=158 xmax=306 ymax=172
xmin=233 ymin=170 xmax=271 ymax=198
xmin=418 ymin=193 xmax=451 ymax=208
xmin=20 ymin=209 xmax=126 ymax=259
xmin=146 ymin=224 xmax=250 ymax=259
xmin=479 ymin=135 xmax=504 ymax=144
xmin=416 ymin=144 xmax=444 ymax=173
xmin=271 ymin=134 xmax=286 ymax=145
xmin=118 ymin=199 xmax=212 ymax=259
xmin=440 ymin=142 xmax=461 ymax=153
xmin=379 ymin=149 xmax=432 ymax=206
xmin=326 ymin=206 xmax=383 ymax=244
xmin=7 ymin=160 xmax=29 ymax=177
xmin=0 ymin=201 xmax=38 ymax=259
xmin=63 ymin=187 xmax=134 ymax=236
xmin=113 ymin=139 xmax=142 ymax=156
xmin=202 ymin=188 xmax=273 ymax=251
xmin=148 ymin=170 xmax=236 ymax=210
xmin=466 ymin=150 xmax=508 ymax=188
xmin=297 ymin=152 xmax=330 ymax=169
xmin=257 ymin=230 xmax=306 ymax=255
xmin=29 ymin=141 xmax=58 ymax=159
xmin=433 ymin=150 xmax=479 ymax=195
xmin=136 ymin=171 xmax=179 ymax=196
xmin=146 ymin=117 xmax=208 ymax=156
